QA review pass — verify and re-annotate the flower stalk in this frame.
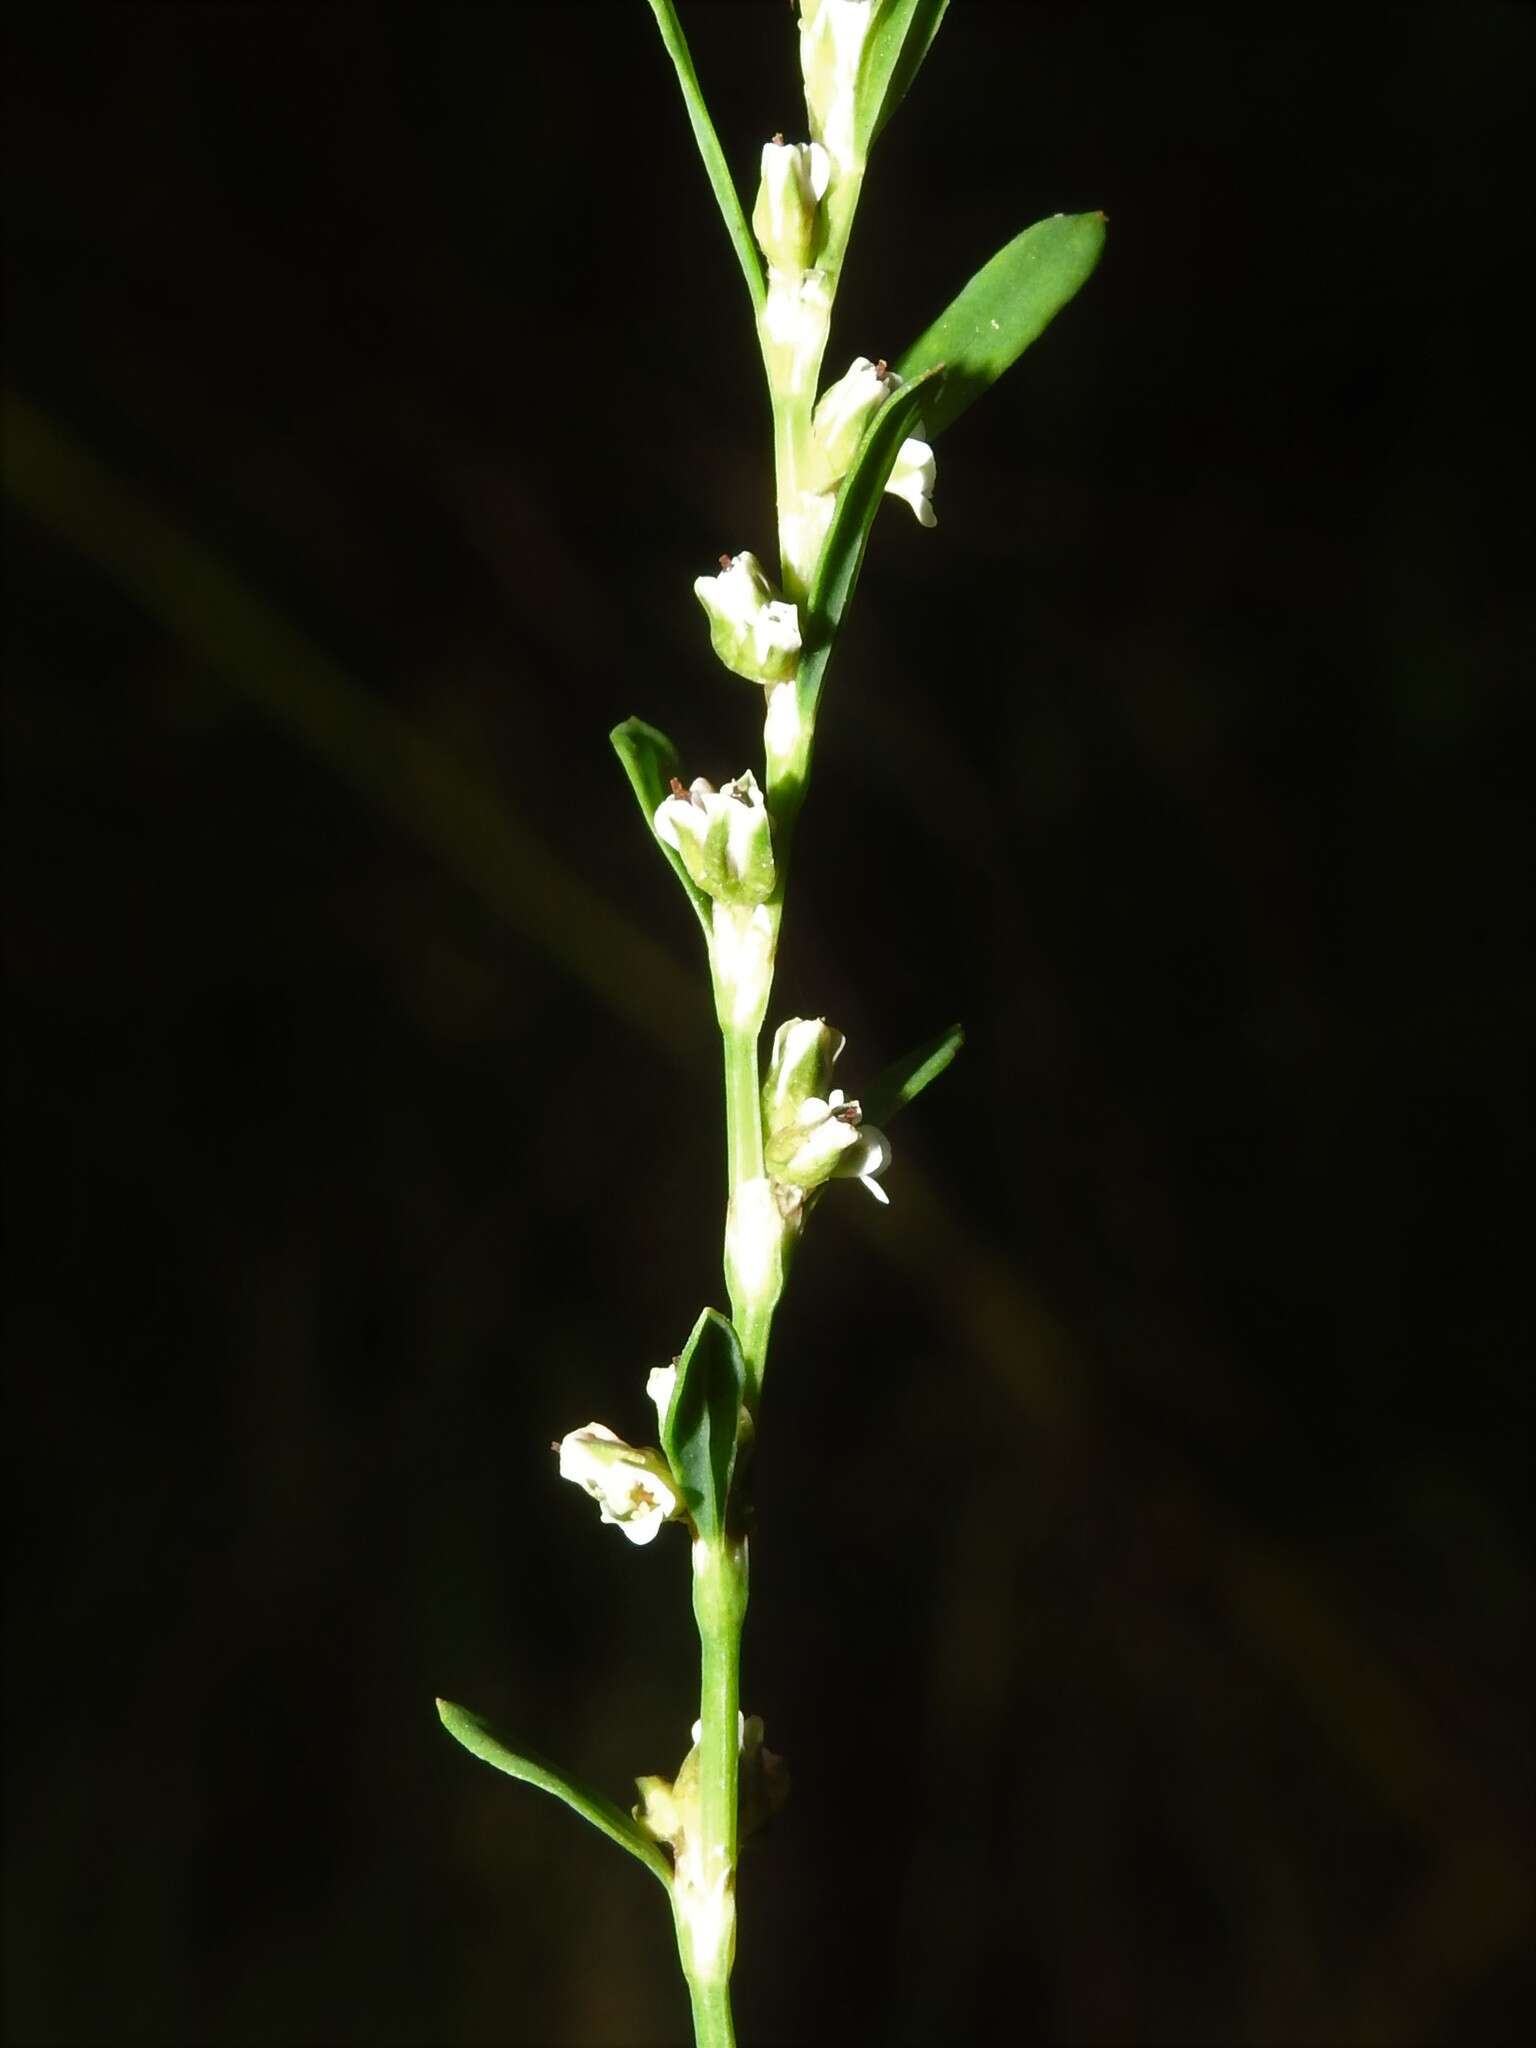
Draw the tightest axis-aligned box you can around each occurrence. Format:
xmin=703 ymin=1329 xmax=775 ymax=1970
xmin=437 ymin=6 xmax=1105 ymax=2041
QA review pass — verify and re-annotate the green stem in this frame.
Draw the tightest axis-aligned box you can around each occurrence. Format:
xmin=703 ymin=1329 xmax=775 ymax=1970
xmin=679 ymin=1536 xmax=748 ymax=2047
xmin=673 ymin=103 xmax=876 ymax=2048
xmin=722 ymin=1022 xmax=765 ymax=1197
xmin=686 ymin=1974 xmax=737 ymax=2048
xmin=716 ymin=948 xmax=783 ymax=1410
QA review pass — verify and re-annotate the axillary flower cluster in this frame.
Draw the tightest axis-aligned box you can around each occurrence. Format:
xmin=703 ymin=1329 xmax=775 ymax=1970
xmin=436 ymin=6 xmax=1104 ymax=2042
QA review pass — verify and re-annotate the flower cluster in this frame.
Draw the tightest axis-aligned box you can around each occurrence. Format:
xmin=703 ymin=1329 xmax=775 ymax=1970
xmin=693 ymin=552 xmax=801 ymax=685
xmin=653 ymin=770 xmax=776 ymax=906
xmin=555 ymin=1424 xmax=680 ymax=1545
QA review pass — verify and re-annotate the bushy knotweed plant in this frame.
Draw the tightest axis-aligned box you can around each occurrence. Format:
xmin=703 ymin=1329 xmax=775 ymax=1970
xmin=437 ymin=4 xmax=1102 ymax=2041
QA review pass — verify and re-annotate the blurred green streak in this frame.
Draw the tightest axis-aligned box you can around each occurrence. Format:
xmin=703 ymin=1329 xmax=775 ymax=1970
xmin=2 ymin=390 xmax=697 ymax=1061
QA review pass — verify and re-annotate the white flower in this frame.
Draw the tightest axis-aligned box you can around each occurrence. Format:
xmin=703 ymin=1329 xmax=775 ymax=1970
xmin=693 ymin=551 xmax=802 ymax=684
xmin=764 ymin=1088 xmax=892 ymax=1203
xmin=752 ymin=137 xmax=830 ymax=273
xmin=809 ymin=355 xmax=901 ymax=488
xmin=653 ymin=769 xmax=775 ymax=905
xmin=556 ymin=1423 xmax=679 ymax=1545
xmin=884 ymin=437 xmax=937 ymax=528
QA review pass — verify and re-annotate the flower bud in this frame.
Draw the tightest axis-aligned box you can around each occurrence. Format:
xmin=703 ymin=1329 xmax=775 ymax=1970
xmin=653 ymin=770 xmax=776 ymax=906
xmin=556 ymin=1423 xmax=680 ymax=1545
xmin=885 ymin=435 xmax=937 ymax=528
xmin=764 ymin=1088 xmax=892 ymax=1202
xmin=752 ymin=137 xmax=830 ymax=274
xmin=799 ymin=0 xmax=876 ymax=171
xmin=762 ymin=1016 xmax=845 ymax=1135
xmin=693 ymin=551 xmax=802 ymax=685
xmin=808 ymin=355 xmax=899 ymax=491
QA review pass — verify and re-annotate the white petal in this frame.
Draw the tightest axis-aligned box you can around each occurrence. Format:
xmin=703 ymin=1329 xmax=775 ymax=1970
xmin=885 ymin=438 xmax=938 ymax=528
xmin=646 ymin=1364 xmax=677 ymax=1425
xmin=859 ymin=1174 xmax=890 ymax=1204
xmin=844 ymin=1125 xmax=891 ymax=1180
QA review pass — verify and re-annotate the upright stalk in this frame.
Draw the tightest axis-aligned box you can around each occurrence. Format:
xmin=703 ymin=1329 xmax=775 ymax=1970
xmin=679 ymin=1533 xmax=748 ymax=2047
xmin=439 ymin=11 xmax=1104 ymax=2045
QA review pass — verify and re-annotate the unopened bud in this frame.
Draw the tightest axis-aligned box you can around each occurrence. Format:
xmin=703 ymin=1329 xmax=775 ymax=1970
xmin=752 ymin=138 xmax=830 ymax=273
xmin=799 ymin=0 xmax=876 ymax=171
xmin=808 ymin=355 xmax=900 ymax=491
xmin=762 ymin=1016 xmax=845 ymax=1134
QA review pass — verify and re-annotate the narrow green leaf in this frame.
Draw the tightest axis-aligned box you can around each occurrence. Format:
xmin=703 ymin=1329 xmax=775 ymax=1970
xmin=610 ymin=716 xmax=711 ymax=936
xmin=659 ymin=1308 xmax=746 ymax=1544
xmin=435 ymin=1697 xmax=673 ymax=1887
xmin=794 ymin=363 xmax=945 ymax=733
xmin=894 ymin=211 xmax=1107 ymax=442
xmin=857 ymin=0 xmax=950 ymax=152
xmin=644 ymin=0 xmax=765 ymax=314
xmin=863 ymin=1021 xmax=964 ymax=1128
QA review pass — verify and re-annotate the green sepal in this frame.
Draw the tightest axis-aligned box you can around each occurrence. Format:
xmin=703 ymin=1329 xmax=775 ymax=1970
xmin=658 ymin=1308 xmax=746 ymax=1544
xmin=609 ymin=716 xmax=711 ymax=937
xmin=863 ymin=1020 xmax=964 ymax=1127
xmin=435 ymin=1696 xmax=673 ymax=1889
xmin=857 ymin=0 xmax=950 ymax=153
xmin=796 ymin=363 xmax=945 ymax=732
xmin=894 ymin=211 xmax=1107 ymax=442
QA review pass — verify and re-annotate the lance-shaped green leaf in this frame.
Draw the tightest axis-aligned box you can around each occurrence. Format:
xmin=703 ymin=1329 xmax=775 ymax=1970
xmin=610 ymin=716 xmax=711 ymax=937
xmin=643 ymin=0 xmax=765 ymax=314
xmin=894 ymin=211 xmax=1107 ymax=442
xmin=857 ymin=0 xmax=950 ymax=152
xmin=863 ymin=1021 xmax=964 ymax=1128
xmin=435 ymin=1697 xmax=673 ymax=1888
xmin=794 ymin=362 xmax=945 ymax=734
xmin=658 ymin=1308 xmax=746 ymax=1544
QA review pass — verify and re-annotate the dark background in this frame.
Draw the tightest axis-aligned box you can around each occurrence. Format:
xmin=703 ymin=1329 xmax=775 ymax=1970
xmin=5 ymin=3 xmax=1532 ymax=2043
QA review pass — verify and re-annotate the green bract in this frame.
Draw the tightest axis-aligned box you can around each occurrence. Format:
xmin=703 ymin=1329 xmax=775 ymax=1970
xmin=656 ymin=1309 xmax=747 ymax=1545
xmin=435 ymin=1699 xmax=673 ymax=1888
